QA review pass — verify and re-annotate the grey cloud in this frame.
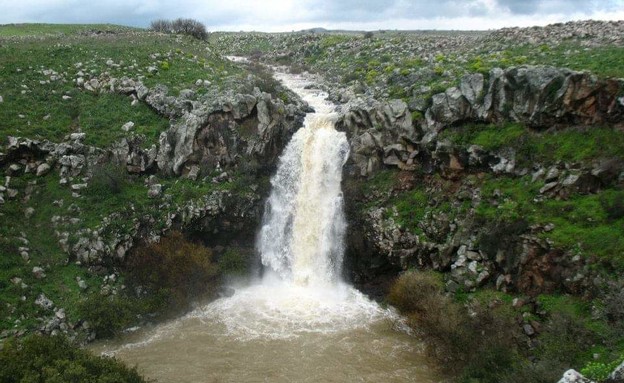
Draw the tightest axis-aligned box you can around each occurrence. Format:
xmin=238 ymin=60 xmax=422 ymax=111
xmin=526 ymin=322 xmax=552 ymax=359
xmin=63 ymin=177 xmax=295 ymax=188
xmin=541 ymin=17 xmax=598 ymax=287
xmin=496 ymin=0 xmax=540 ymax=14
xmin=0 ymin=0 xmax=622 ymax=31
xmin=494 ymin=0 xmax=621 ymax=15
xmin=300 ymin=0 xmax=484 ymax=22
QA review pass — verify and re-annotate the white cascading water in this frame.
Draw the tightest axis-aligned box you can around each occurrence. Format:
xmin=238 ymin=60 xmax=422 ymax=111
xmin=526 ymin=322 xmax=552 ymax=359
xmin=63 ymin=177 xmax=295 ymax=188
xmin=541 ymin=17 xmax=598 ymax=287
xmin=258 ymin=79 xmax=348 ymax=286
xmin=191 ymin=70 xmax=392 ymax=340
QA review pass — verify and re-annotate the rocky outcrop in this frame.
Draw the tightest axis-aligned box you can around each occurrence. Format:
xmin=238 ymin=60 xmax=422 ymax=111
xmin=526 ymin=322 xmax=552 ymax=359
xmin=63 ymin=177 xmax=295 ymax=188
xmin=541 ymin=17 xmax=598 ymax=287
xmin=156 ymin=89 xmax=303 ymax=177
xmin=557 ymin=369 xmax=594 ymax=383
xmin=336 ymin=98 xmax=416 ymax=177
xmin=355 ymin=199 xmax=593 ymax=296
xmin=2 ymin=135 xmax=103 ymax=182
xmin=77 ymin=74 xmax=306 ymax=178
xmin=424 ymin=66 xmax=624 ymax=140
xmin=488 ymin=19 xmax=624 ymax=47
xmin=109 ymin=135 xmax=159 ymax=174
xmin=333 ymin=66 xmax=623 ymax=180
xmin=64 ymin=187 xmax=262 ymax=266
xmin=609 ymin=361 xmax=624 ymax=383
xmin=3 ymin=134 xmax=163 ymax=181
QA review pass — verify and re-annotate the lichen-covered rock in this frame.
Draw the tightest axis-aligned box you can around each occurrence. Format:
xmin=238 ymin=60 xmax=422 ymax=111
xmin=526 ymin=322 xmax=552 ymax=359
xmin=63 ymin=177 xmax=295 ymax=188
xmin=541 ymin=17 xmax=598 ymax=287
xmin=425 ymin=66 xmax=624 ymax=139
xmin=147 ymin=184 xmax=162 ymax=198
xmin=36 ymin=163 xmax=51 ymax=176
xmin=610 ymin=360 xmax=624 ymax=383
xmin=337 ymin=98 xmax=416 ymax=177
xmin=156 ymin=90 xmax=303 ymax=177
xmin=557 ymin=369 xmax=594 ymax=383
xmin=35 ymin=293 xmax=54 ymax=310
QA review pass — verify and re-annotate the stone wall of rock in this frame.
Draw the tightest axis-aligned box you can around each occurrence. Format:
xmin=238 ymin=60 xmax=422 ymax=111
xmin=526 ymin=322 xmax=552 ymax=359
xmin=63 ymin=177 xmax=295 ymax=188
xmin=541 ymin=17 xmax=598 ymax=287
xmin=156 ymin=89 xmax=303 ymax=177
xmin=424 ymin=66 xmax=624 ymax=140
xmin=354 ymin=202 xmax=596 ymax=296
xmin=78 ymin=74 xmax=306 ymax=179
xmin=333 ymin=65 xmax=623 ymax=180
xmin=335 ymin=98 xmax=417 ymax=177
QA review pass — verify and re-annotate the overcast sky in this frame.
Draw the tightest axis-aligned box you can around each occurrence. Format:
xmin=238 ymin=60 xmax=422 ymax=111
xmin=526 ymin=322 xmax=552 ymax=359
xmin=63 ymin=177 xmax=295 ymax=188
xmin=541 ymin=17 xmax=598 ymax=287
xmin=0 ymin=0 xmax=623 ymax=32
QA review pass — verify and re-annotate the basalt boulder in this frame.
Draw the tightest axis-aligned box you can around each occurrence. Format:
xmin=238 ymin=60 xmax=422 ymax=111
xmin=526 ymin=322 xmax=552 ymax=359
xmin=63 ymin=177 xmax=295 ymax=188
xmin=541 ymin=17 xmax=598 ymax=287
xmin=156 ymin=90 xmax=304 ymax=178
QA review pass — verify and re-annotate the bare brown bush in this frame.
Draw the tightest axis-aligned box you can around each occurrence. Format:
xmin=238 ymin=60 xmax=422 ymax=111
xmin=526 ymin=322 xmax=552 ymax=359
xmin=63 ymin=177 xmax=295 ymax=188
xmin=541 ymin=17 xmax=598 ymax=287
xmin=388 ymin=271 xmax=518 ymax=381
xmin=150 ymin=18 xmax=208 ymax=40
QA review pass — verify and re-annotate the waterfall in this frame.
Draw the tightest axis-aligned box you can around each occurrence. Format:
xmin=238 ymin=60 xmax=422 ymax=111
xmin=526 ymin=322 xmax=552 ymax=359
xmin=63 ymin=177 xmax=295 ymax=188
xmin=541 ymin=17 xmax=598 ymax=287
xmin=257 ymin=111 xmax=350 ymax=285
xmin=91 ymin=67 xmax=439 ymax=383
xmin=101 ymin=69 xmax=397 ymax=343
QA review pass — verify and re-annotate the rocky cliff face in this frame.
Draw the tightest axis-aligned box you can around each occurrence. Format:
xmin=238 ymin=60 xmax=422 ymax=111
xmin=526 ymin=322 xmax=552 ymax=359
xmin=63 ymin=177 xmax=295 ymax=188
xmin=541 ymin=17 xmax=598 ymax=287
xmin=424 ymin=66 xmax=624 ymax=141
xmin=77 ymin=74 xmax=306 ymax=178
xmin=156 ymin=90 xmax=302 ymax=177
xmin=2 ymin=79 xmax=305 ymax=268
xmin=339 ymin=65 xmax=624 ymax=299
xmin=336 ymin=98 xmax=416 ymax=177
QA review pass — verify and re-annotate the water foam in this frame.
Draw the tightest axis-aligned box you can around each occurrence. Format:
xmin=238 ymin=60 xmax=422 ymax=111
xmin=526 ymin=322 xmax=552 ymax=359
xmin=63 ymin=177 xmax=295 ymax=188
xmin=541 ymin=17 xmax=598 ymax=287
xmin=188 ymin=279 xmax=396 ymax=340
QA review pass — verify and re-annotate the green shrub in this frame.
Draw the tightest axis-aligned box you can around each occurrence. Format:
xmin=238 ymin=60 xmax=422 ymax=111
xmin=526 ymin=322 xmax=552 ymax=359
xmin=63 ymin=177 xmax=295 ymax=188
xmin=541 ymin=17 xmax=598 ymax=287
xmin=411 ymin=111 xmax=423 ymax=120
xmin=388 ymin=270 xmax=444 ymax=313
xmin=125 ymin=231 xmax=219 ymax=313
xmin=76 ymin=293 xmax=138 ymax=339
xmin=0 ymin=334 xmax=147 ymax=383
xmin=87 ymin=163 xmax=130 ymax=197
xmin=218 ymin=247 xmax=251 ymax=276
xmin=365 ymin=69 xmax=379 ymax=84
xmin=582 ymin=358 xmax=623 ymax=382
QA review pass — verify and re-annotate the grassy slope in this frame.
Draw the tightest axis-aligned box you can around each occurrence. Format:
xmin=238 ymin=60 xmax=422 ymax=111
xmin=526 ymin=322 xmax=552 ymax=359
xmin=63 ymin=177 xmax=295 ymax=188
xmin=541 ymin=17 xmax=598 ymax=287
xmin=0 ymin=24 xmax=244 ymax=147
xmin=0 ymin=24 xmax=247 ymax=336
